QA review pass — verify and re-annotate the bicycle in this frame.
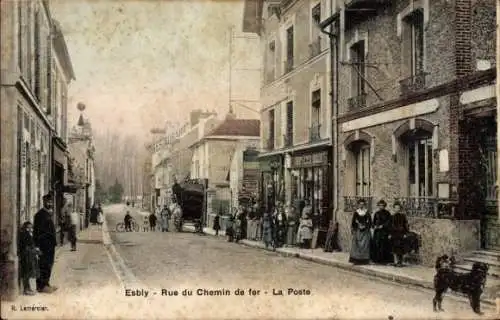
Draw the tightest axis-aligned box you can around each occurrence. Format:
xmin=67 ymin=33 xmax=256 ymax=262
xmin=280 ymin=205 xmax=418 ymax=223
xmin=116 ymin=219 xmax=140 ymax=232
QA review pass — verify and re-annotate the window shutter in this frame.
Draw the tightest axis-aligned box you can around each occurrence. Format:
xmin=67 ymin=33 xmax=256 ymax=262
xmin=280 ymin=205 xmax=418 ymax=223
xmin=286 ymin=101 xmax=293 ymax=136
xmin=34 ymin=10 xmax=41 ymax=101
xmin=46 ymin=38 xmax=52 ymax=115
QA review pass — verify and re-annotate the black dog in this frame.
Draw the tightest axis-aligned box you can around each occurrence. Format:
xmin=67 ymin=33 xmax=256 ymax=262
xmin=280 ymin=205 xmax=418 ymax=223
xmin=433 ymin=255 xmax=489 ymax=314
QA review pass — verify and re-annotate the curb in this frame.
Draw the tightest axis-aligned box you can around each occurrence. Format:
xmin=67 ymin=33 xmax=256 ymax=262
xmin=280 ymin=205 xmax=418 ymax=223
xmin=190 ymin=225 xmax=496 ymax=307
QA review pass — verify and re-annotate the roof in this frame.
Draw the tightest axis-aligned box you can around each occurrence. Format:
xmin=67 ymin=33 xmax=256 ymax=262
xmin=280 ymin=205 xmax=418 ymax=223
xmin=207 ymin=119 xmax=260 ymax=137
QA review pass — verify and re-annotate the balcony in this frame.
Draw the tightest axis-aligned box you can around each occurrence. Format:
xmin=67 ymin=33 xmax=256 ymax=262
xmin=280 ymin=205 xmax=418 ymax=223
xmin=284 ymin=59 xmax=294 ymax=74
xmin=347 ymin=93 xmax=367 ymax=112
xmin=399 ymin=72 xmax=428 ymax=96
xmin=283 ymin=133 xmax=293 ymax=148
xmin=309 ymin=124 xmax=321 ymax=142
xmin=397 ymin=197 xmax=438 ymax=218
xmin=309 ymin=37 xmax=321 ymax=59
xmin=266 ymin=137 xmax=275 ymax=151
xmin=343 ymin=196 xmax=373 ymax=212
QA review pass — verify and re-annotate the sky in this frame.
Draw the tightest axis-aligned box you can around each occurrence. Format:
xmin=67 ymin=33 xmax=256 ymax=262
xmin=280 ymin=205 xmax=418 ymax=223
xmin=50 ymin=0 xmax=261 ymax=143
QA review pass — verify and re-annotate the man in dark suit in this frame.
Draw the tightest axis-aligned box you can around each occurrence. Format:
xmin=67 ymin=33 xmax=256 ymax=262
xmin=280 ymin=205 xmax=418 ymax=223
xmin=33 ymin=193 xmax=58 ymax=293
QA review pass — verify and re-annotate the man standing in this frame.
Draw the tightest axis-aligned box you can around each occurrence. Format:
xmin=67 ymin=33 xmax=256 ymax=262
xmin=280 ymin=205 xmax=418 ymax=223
xmin=68 ymin=203 xmax=79 ymax=251
xmin=33 ymin=193 xmax=58 ymax=293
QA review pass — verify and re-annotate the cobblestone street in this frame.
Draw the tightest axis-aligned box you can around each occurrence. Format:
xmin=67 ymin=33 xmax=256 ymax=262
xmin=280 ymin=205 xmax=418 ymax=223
xmin=1 ymin=204 xmax=497 ymax=320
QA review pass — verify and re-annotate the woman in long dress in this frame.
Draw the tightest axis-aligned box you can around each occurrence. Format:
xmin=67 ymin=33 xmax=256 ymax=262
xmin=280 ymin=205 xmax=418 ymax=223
xmin=349 ymin=199 xmax=372 ymax=265
xmin=285 ymin=203 xmax=297 ymax=247
xmin=390 ymin=201 xmax=409 ymax=267
xmin=262 ymin=210 xmax=274 ymax=248
xmin=371 ymin=200 xmax=393 ymax=264
xmin=296 ymin=212 xmax=313 ymax=248
xmin=273 ymin=204 xmax=287 ymax=248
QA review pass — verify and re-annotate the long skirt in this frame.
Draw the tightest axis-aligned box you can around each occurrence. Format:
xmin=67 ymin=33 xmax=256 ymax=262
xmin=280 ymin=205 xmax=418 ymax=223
xmin=349 ymin=229 xmax=371 ymax=264
xmin=371 ymin=228 xmax=393 ymax=264
xmin=161 ymin=217 xmax=169 ymax=231
xmin=286 ymin=224 xmax=297 ymax=246
xmin=255 ymin=221 xmax=262 ymax=240
xmin=262 ymin=225 xmax=273 ymax=245
xmin=247 ymin=220 xmax=255 ymax=240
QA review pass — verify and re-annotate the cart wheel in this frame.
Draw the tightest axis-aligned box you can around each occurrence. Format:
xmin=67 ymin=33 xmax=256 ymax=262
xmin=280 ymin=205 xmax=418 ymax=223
xmin=133 ymin=223 xmax=140 ymax=232
xmin=116 ymin=223 xmax=125 ymax=232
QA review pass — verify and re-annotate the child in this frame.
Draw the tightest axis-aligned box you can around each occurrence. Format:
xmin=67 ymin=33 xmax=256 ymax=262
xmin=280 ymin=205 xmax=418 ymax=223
xmin=143 ymin=215 xmax=150 ymax=232
xmin=213 ymin=213 xmax=221 ymax=236
xmin=18 ymin=222 xmax=40 ymax=295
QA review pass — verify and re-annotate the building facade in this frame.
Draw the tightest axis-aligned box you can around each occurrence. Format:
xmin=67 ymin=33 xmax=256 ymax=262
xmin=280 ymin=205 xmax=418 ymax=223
xmin=244 ymin=0 xmax=334 ymax=245
xmin=330 ymin=0 xmax=497 ymax=265
xmin=1 ymin=0 xmax=75 ymax=299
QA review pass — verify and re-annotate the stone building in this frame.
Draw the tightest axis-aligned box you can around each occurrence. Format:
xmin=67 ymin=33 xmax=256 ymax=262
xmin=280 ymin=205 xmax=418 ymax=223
xmin=1 ymin=0 xmax=75 ymax=299
xmin=327 ymin=0 xmax=497 ymax=265
xmin=190 ymin=111 xmax=260 ymax=222
xmin=243 ymin=0 xmax=334 ymax=246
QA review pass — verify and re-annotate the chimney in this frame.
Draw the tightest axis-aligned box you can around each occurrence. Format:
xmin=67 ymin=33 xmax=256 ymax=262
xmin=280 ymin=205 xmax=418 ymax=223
xmin=225 ymin=105 xmax=236 ymax=120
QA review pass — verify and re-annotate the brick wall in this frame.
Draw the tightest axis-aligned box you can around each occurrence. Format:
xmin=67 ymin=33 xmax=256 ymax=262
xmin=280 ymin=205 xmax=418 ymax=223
xmin=455 ymin=0 xmax=473 ymax=77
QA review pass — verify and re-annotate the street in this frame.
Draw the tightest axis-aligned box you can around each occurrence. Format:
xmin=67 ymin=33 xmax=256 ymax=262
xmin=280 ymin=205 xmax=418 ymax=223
xmin=104 ymin=205 xmax=496 ymax=320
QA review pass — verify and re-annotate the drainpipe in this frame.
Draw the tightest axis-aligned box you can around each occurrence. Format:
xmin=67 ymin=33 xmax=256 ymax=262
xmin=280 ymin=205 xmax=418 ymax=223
xmin=320 ymin=11 xmax=340 ymax=224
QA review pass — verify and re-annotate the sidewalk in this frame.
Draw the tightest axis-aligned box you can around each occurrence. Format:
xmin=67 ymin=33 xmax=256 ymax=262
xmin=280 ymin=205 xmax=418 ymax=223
xmin=186 ymin=225 xmax=499 ymax=306
xmin=1 ymin=225 xmax=122 ymax=319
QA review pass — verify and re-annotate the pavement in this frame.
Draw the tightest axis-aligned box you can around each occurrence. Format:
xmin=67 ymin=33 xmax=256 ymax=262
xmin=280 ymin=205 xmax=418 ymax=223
xmin=1 ymin=204 xmax=498 ymax=320
xmin=184 ymin=226 xmax=500 ymax=306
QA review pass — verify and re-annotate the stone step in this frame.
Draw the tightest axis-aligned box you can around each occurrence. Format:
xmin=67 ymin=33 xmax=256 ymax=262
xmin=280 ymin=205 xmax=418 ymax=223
xmin=472 ymin=249 xmax=500 ymax=259
xmin=464 ymin=255 xmax=500 ymax=267
xmin=454 ymin=263 xmax=500 ymax=279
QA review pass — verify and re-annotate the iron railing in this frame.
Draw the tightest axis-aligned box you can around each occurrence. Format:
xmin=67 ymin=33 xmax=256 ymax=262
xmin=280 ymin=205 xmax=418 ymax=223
xmin=347 ymin=93 xmax=367 ymax=111
xmin=309 ymin=37 xmax=321 ymax=58
xmin=397 ymin=197 xmax=437 ymax=218
xmin=399 ymin=72 xmax=427 ymax=95
xmin=344 ymin=196 xmax=373 ymax=212
xmin=309 ymin=124 xmax=321 ymax=142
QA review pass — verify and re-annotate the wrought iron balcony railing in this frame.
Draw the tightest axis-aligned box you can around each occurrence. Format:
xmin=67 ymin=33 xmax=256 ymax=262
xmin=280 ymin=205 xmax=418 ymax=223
xmin=343 ymin=196 xmax=373 ymax=213
xmin=309 ymin=124 xmax=321 ymax=142
xmin=284 ymin=59 xmax=294 ymax=74
xmin=347 ymin=93 xmax=367 ymax=111
xmin=397 ymin=197 xmax=437 ymax=218
xmin=399 ymin=72 xmax=428 ymax=96
xmin=283 ymin=133 xmax=293 ymax=148
xmin=309 ymin=37 xmax=321 ymax=59
xmin=266 ymin=137 xmax=275 ymax=151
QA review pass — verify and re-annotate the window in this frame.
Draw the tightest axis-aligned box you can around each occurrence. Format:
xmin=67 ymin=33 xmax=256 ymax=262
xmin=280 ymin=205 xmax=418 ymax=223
xmin=46 ymin=44 xmax=52 ymax=115
xmin=311 ymin=89 xmax=321 ymax=141
xmin=350 ymin=40 xmax=366 ymax=97
xmin=310 ymin=3 xmax=321 ymax=57
xmin=34 ymin=9 xmax=41 ymax=101
xmin=26 ymin=3 xmax=32 ymax=86
xmin=286 ymin=101 xmax=293 ymax=146
xmin=403 ymin=9 xmax=424 ymax=77
xmin=407 ymin=134 xmax=433 ymax=197
xmin=285 ymin=26 xmax=294 ymax=73
xmin=268 ymin=109 xmax=275 ymax=149
xmin=354 ymin=142 xmax=370 ymax=197
xmin=267 ymin=40 xmax=276 ymax=82
xmin=18 ymin=2 xmax=23 ymax=74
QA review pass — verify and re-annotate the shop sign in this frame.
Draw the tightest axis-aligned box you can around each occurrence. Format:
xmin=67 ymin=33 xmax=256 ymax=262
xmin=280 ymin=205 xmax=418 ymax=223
xmin=291 ymin=151 xmax=328 ymax=168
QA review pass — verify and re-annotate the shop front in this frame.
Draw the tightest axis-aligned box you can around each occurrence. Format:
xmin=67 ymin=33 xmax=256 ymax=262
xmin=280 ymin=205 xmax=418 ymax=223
xmin=52 ymin=137 xmax=68 ymax=243
xmin=289 ymin=148 xmax=332 ymax=247
xmin=259 ymin=154 xmax=284 ymax=212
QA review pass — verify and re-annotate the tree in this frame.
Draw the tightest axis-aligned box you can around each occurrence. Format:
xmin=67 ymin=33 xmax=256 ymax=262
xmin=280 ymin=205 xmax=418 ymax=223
xmin=108 ymin=179 xmax=124 ymax=203
xmin=95 ymin=179 xmax=107 ymax=203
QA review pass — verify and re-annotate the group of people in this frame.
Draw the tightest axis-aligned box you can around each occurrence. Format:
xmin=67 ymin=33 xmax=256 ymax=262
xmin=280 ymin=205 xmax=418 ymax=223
xmin=349 ymin=199 xmax=411 ymax=267
xmin=215 ymin=199 xmax=317 ymax=250
xmin=19 ymin=194 xmax=58 ymax=295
